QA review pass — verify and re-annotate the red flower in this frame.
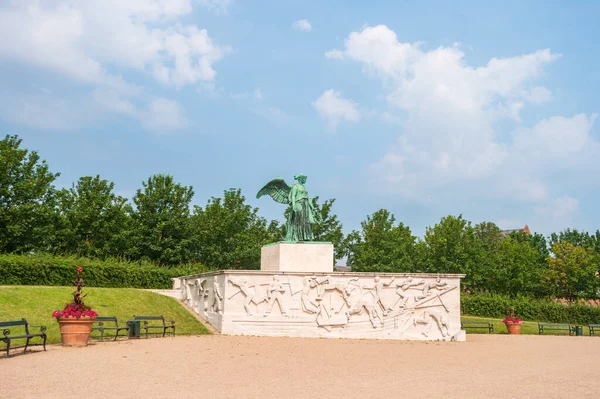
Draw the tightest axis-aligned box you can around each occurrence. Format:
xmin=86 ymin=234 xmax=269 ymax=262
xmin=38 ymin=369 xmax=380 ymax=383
xmin=77 ymin=266 xmax=83 ymax=273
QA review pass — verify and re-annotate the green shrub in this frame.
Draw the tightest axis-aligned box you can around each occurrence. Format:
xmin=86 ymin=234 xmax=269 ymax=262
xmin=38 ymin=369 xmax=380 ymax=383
xmin=461 ymin=293 xmax=600 ymax=324
xmin=0 ymin=253 xmax=210 ymax=289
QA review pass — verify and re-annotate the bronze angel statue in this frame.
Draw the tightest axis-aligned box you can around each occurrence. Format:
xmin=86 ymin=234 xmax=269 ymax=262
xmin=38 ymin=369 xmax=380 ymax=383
xmin=256 ymin=174 xmax=317 ymax=242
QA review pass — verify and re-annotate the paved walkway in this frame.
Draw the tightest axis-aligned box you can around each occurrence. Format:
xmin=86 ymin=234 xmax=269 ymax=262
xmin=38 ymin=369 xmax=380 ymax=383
xmin=1 ymin=334 xmax=599 ymax=398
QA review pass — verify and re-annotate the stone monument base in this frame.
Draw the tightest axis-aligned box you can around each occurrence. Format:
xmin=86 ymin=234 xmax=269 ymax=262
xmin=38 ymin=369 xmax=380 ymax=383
xmin=175 ymin=271 xmax=466 ymax=341
xmin=260 ymin=242 xmax=334 ymax=273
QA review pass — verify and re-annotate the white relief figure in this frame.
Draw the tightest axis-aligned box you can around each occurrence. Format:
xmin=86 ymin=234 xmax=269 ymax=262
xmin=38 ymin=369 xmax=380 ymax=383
xmin=413 ymin=310 xmax=450 ymax=338
xmin=186 ymin=279 xmax=197 ymax=307
xmin=180 ymin=278 xmax=188 ymax=302
xmin=212 ymin=278 xmax=223 ymax=314
xmin=301 ymin=276 xmax=319 ymax=314
xmin=228 ymin=276 xmax=266 ymax=315
xmin=415 ymin=277 xmax=448 ymax=303
xmin=344 ymin=285 xmax=384 ymax=328
xmin=316 ymin=276 xmax=358 ymax=305
xmin=362 ymin=275 xmax=395 ymax=316
xmin=264 ymin=275 xmax=287 ymax=317
xmin=391 ymin=277 xmax=424 ymax=310
xmin=194 ymin=278 xmax=208 ymax=312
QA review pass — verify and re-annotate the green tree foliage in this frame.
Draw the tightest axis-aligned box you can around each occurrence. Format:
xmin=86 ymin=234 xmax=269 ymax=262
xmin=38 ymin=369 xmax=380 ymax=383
xmin=347 ymin=209 xmax=417 ymax=273
xmin=0 ymin=135 xmax=60 ymax=253
xmin=549 ymin=228 xmax=600 ymax=255
xmin=54 ymin=175 xmax=131 ymax=258
xmin=128 ymin=174 xmax=194 ymax=265
xmin=311 ymin=197 xmax=344 ymax=256
xmin=474 ymin=221 xmax=504 ymax=251
xmin=492 ymin=236 xmax=549 ymax=297
xmin=543 ymin=242 xmax=600 ymax=300
xmin=423 ymin=215 xmax=485 ymax=290
xmin=191 ymin=189 xmax=280 ymax=270
xmin=508 ymin=230 xmax=550 ymax=259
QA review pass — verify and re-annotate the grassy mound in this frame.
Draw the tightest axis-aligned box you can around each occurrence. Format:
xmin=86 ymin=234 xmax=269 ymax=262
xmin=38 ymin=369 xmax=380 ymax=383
xmin=0 ymin=286 xmax=210 ymax=347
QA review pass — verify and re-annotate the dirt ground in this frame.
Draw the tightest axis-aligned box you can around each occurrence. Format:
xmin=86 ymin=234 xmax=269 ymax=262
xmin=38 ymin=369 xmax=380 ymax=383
xmin=1 ymin=334 xmax=599 ymax=399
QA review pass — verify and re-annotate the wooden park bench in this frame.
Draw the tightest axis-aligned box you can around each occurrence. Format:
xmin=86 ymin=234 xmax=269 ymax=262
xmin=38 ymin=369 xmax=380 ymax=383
xmin=461 ymin=321 xmax=494 ymax=333
xmin=91 ymin=316 xmax=129 ymax=341
xmin=134 ymin=315 xmax=176 ymax=338
xmin=0 ymin=318 xmax=47 ymax=357
xmin=589 ymin=324 xmax=600 ymax=336
xmin=538 ymin=323 xmax=573 ymax=335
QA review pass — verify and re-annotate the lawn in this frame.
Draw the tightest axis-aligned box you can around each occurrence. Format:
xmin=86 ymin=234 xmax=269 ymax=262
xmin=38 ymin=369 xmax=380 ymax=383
xmin=461 ymin=315 xmax=594 ymax=335
xmin=0 ymin=286 xmax=210 ymax=347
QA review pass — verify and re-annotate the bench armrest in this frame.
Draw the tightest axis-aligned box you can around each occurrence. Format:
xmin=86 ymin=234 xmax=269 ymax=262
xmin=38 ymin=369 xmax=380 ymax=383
xmin=28 ymin=325 xmax=47 ymax=334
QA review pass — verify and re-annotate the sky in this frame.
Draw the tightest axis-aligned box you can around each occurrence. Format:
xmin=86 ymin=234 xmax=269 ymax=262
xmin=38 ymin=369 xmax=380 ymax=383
xmin=0 ymin=0 xmax=599 ymax=238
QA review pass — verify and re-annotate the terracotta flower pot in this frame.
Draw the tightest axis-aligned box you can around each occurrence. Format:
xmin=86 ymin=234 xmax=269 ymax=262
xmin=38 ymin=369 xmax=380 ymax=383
xmin=57 ymin=317 xmax=96 ymax=346
xmin=504 ymin=321 xmax=523 ymax=335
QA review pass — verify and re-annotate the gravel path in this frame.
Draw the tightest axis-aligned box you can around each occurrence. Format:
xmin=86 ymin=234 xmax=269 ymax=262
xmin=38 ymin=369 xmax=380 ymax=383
xmin=1 ymin=334 xmax=598 ymax=399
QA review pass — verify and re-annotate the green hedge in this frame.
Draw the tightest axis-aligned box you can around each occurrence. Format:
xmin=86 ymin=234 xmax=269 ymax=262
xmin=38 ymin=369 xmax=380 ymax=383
xmin=461 ymin=293 xmax=600 ymax=325
xmin=0 ymin=253 xmax=210 ymax=289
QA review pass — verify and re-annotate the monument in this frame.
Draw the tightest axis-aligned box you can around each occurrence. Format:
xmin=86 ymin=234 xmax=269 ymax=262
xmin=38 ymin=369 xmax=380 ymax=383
xmin=173 ymin=174 xmax=465 ymax=341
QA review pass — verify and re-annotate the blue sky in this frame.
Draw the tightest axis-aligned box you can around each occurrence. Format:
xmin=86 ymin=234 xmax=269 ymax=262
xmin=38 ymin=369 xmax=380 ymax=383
xmin=0 ymin=0 xmax=599 ymax=237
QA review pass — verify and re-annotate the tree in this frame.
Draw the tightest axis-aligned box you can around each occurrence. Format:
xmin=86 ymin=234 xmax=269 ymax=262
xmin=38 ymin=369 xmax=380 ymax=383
xmin=128 ymin=174 xmax=194 ymax=265
xmin=191 ymin=188 xmax=280 ymax=270
xmin=422 ymin=215 xmax=486 ymax=290
xmin=542 ymin=242 xmax=600 ymax=300
xmin=474 ymin=221 xmax=503 ymax=251
xmin=348 ymin=209 xmax=417 ymax=273
xmin=311 ymin=197 xmax=345 ymax=261
xmin=493 ymin=236 xmax=549 ymax=297
xmin=54 ymin=175 xmax=131 ymax=258
xmin=0 ymin=135 xmax=60 ymax=253
xmin=549 ymin=228 xmax=600 ymax=255
xmin=508 ymin=230 xmax=550 ymax=259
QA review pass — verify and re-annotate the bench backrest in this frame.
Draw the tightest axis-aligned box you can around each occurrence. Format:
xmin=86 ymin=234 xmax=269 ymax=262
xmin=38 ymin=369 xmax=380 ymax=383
xmin=94 ymin=316 xmax=119 ymax=325
xmin=134 ymin=315 xmax=166 ymax=325
xmin=0 ymin=318 xmax=30 ymax=334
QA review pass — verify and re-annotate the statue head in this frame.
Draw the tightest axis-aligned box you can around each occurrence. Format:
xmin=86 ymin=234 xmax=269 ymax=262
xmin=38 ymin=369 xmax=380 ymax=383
xmin=294 ymin=173 xmax=307 ymax=184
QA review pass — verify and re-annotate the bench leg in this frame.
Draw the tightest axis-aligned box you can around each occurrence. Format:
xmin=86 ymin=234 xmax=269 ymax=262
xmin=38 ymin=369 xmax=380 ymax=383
xmin=42 ymin=334 xmax=47 ymax=351
xmin=5 ymin=339 xmax=10 ymax=357
xmin=113 ymin=330 xmax=119 ymax=341
xmin=162 ymin=328 xmax=166 ymax=338
xmin=24 ymin=336 xmax=30 ymax=353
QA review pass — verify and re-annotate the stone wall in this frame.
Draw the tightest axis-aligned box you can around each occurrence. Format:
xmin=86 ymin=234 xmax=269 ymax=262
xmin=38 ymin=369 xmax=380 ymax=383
xmin=175 ymin=271 xmax=465 ymax=341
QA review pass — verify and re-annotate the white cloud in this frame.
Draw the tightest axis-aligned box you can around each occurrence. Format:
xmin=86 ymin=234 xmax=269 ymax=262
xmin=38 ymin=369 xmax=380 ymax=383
xmin=0 ymin=0 xmax=230 ymax=131
xmin=312 ymin=89 xmax=360 ymax=131
xmin=292 ymin=19 xmax=312 ymax=32
xmin=535 ymin=195 xmax=579 ymax=220
xmin=327 ymin=24 xmax=599 ymax=232
xmin=140 ymin=98 xmax=189 ymax=132
xmin=255 ymin=107 xmax=288 ymax=125
xmin=254 ymin=88 xmax=264 ymax=100
xmin=325 ymin=50 xmax=345 ymax=60
xmin=197 ymin=0 xmax=233 ymax=13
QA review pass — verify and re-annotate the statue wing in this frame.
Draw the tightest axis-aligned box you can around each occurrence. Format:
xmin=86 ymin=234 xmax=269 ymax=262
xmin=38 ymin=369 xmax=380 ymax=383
xmin=256 ymin=178 xmax=291 ymax=204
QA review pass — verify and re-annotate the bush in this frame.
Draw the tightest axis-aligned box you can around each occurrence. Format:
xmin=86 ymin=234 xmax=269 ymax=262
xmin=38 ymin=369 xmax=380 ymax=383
xmin=461 ymin=293 xmax=600 ymax=325
xmin=0 ymin=253 xmax=210 ymax=289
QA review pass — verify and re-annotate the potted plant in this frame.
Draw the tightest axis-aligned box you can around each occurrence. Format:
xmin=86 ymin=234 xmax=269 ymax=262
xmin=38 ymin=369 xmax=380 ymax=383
xmin=52 ymin=266 xmax=98 ymax=346
xmin=502 ymin=307 xmax=523 ymax=335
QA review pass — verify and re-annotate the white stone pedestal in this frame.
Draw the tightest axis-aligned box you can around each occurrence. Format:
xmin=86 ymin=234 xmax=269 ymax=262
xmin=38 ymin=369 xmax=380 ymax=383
xmin=260 ymin=242 xmax=334 ymax=273
xmin=174 ymin=271 xmax=466 ymax=341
